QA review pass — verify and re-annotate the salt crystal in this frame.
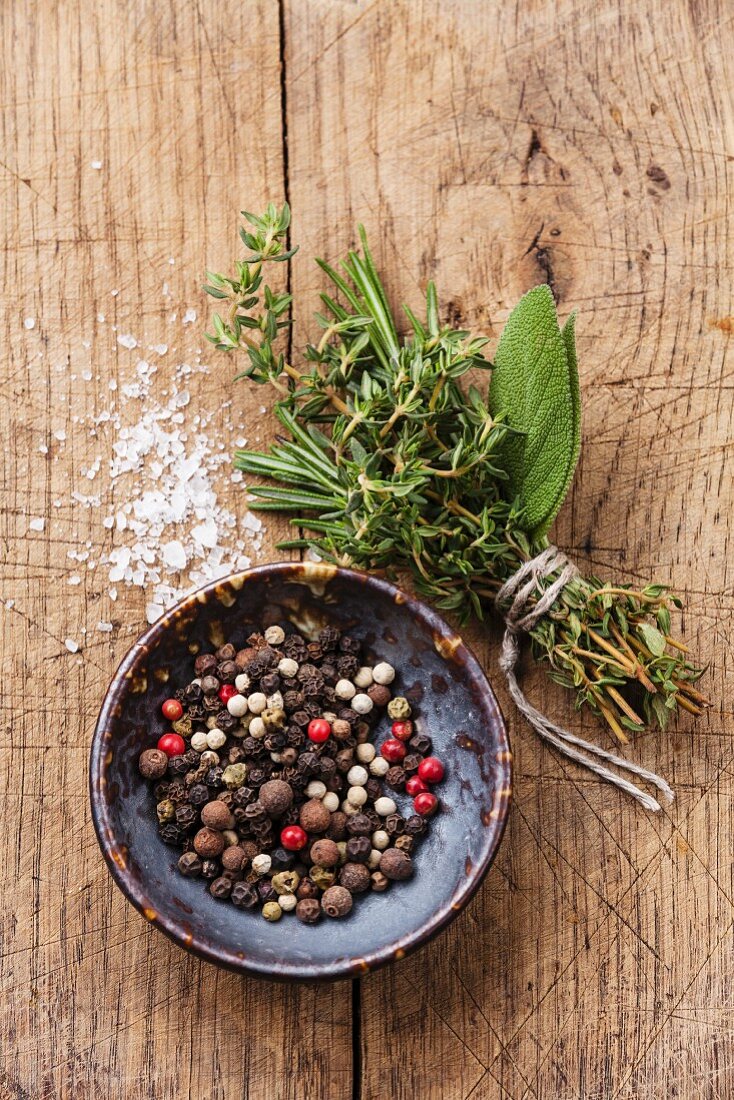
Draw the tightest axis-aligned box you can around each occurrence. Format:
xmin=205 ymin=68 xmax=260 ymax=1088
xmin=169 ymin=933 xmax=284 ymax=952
xmin=191 ymin=519 xmax=218 ymax=548
xmin=162 ymin=540 xmax=187 ymax=570
xmin=97 ymin=313 xmax=106 ymax=323
xmin=82 ymin=370 xmax=93 ymax=381
xmin=29 ymin=517 xmax=45 ymax=532
xmin=182 ymin=308 xmax=197 ymax=325
xmin=103 ymin=516 xmax=114 ymax=528
xmin=146 ymin=602 xmax=164 ymax=624
xmin=109 ymin=379 xmax=117 ymax=391
xmin=5 ymin=599 xmax=15 ymax=609
xmin=68 ymin=575 xmax=82 ymax=586
xmin=97 ymin=621 xmax=113 ymax=632
xmin=111 ymin=289 xmax=119 ymax=296
xmin=24 ymin=317 xmax=35 ymax=330
xmin=91 ymin=160 xmax=103 ymax=170
xmin=117 ymin=334 xmax=138 ymax=350
xmin=152 ymin=343 xmax=168 ymax=356
xmin=39 ymin=444 xmax=48 ymax=454
xmin=54 ymin=430 xmax=66 ymax=442
xmin=64 ymin=638 xmax=79 ymax=653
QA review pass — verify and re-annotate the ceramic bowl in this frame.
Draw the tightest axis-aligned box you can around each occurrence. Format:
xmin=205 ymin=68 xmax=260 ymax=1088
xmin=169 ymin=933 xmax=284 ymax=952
xmin=90 ymin=561 xmax=511 ymax=981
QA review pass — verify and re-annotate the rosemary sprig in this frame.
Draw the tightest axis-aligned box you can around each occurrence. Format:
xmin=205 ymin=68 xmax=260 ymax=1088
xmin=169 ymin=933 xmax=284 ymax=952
xmin=205 ymin=204 xmax=708 ymax=743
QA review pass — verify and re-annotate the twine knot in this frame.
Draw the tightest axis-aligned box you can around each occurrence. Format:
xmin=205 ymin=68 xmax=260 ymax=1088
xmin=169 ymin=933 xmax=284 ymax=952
xmin=495 ymin=546 xmax=674 ymax=812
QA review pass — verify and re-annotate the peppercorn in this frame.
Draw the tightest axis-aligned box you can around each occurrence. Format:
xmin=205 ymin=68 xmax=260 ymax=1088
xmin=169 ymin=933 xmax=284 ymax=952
xmin=371 ymin=871 xmax=390 ymax=892
xmin=409 ymin=732 xmax=432 ymax=755
xmin=218 ymin=660 xmax=237 ymax=684
xmin=346 ymin=836 xmax=372 ymax=863
xmin=387 ymin=696 xmax=411 ymax=720
xmin=175 ymin=804 xmax=198 ymax=830
xmin=194 ymin=827 xmax=226 ymax=858
xmin=210 ymin=876 xmax=232 ymax=899
xmin=222 ymin=763 xmax=248 ymax=790
xmin=262 ymin=901 xmax=282 ymax=922
xmin=268 ymin=846 xmax=294 ymax=872
xmin=195 ymin=653 xmax=218 ymax=677
xmin=156 ymin=799 xmax=175 ymax=824
xmin=335 ymin=748 xmax=354 ymax=773
xmin=414 ymin=791 xmax=439 ymax=816
xmin=177 ymin=851 xmax=202 ymax=877
xmin=385 ymin=813 xmax=406 ymax=836
xmin=380 ymin=847 xmax=413 ymax=880
xmin=166 ymin=780 xmax=186 ymax=803
xmin=201 ymin=858 xmax=219 ymax=879
xmin=258 ymin=881 xmax=278 ymax=904
xmin=231 ymin=881 xmax=259 ymax=908
xmin=321 ymin=885 xmax=353 ymax=918
xmin=309 ymin=866 xmax=335 ymax=890
xmin=403 ymin=753 xmax=422 ymax=774
xmin=158 ymin=822 xmax=184 ymax=845
xmin=405 ymin=814 xmax=428 ymax=837
xmin=331 ymin=718 xmax=352 ymax=741
xmin=201 ymin=674 xmax=220 ymax=696
xmin=385 ymin=766 xmax=406 ymax=791
xmin=395 ymin=834 xmax=414 ymax=853
xmin=296 ymin=898 xmax=322 ymax=923
xmin=271 ymin=870 xmax=300 ymax=895
xmin=405 ymin=775 xmax=428 ymax=797
xmin=205 ymin=766 xmax=224 ymax=788
xmin=296 ymin=878 xmax=320 ymax=900
xmin=201 ymin=801 xmax=234 ymax=830
xmin=326 ymin=811 xmax=348 ymax=841
xmin=367 ymin=684 xmax=391 ymax=708
xmin=139 ymin=748 xmax=169 ymax=779
xmin=281 ymin=824 xmax=308 ymax=851
xmin=339 ymin=862 xmax=371 ymax=894
xmin=345 ymin=813 xmax=372 ymax=837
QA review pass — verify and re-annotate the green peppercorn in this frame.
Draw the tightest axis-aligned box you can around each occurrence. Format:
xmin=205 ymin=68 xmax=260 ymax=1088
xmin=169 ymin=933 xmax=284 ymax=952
xmin=262 ymin=707 xmax=286 ymax=732
xmin=222 ymin=763 xmax=248 ymax=790
xmin=156 ymin=798 xmax=175 ymax=824
xmin=262 ymin=901 xmax=282 ymax=922
xmin=387 ymin=696 xmax=411 ymax=720
xmin=310 ymin=866 xmax=336 ymax=890
xmin=271 ymin=870 xmax=300 ymax=896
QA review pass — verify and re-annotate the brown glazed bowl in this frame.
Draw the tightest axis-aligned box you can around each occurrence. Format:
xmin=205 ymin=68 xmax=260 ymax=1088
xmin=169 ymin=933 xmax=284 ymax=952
xmin=90 ymin=561 xmax=511 ymax=981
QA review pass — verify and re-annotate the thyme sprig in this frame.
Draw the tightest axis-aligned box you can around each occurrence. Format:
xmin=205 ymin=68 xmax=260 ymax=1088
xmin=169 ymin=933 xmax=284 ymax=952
xmin=205 ymin=204 xmax=708 ymax=744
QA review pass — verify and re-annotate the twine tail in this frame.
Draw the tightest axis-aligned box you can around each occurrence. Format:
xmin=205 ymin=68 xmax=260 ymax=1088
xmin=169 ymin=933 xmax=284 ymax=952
xmin=496 ymin=547 xmax=674 ymax=813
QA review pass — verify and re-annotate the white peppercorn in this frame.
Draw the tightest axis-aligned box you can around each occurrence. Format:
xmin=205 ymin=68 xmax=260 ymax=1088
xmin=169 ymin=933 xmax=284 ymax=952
xmin=206 ymin=728 xmax=227 ymax=750
xmin=199 ymin=750 xmax=220 ymax=767
xmin=369 ymin=757 xmax=389 ymax=777
xmin=335 ymin=678 xmax=356 ymax=700
xmin=247 ymin=692 xmax=267 ymax=715
xmin=372 ymin=829 xmax=390 ymax=850
xmin=306 ymin=780 xmax=327 ymax=799
xmin=374 ymin=796 xmax=397 ymax=816
xmin=372 ymin=661 xmax=395 ymax=685
xmin=267 ymin=691 xmax=284 ymax=710
xmin=353 ymin=666 xmax=374 ymax=689
xmin=235 ymin=672 xmax=250 ymax=693
xmin=341 ymin=799 xmax=359 ymax=816
xmin=226 ymin=694 xmax=248 ymax=717
xmin=347 ymin=786 xmax=368 ymax=807
xmin=222 ymin=829 xmax=239 ymax=847
xmin=277 ymin=656 xmax=299 ymax=678
xmin=321 ymin=791 xmax=340 ymax=812
xmin=356 ymin=743 xmax=376 ymax=764
xmin=249 ymin=716 xmax=266 ymax=739
xmin=264 ymin=625 xmax=285 ymax=645
xmin=368 ymin=848 xmax=382 ymax=869
xmin=279 ymin=893 xmax=297 ymax=912
xmin=252 ymin=853 xmax=272 ymax=876
xmin=190 ymin=731 xmax=208 ymax=752
xmin=346 ymin=765 xmax=368 ymax=787
xmin=352 ymin=693 xmax=374 ymax=715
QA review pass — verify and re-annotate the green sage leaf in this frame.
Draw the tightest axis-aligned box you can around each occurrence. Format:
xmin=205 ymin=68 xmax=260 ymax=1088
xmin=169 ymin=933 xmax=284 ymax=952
xmin=488 ymin=285 xmax=581 ymax=538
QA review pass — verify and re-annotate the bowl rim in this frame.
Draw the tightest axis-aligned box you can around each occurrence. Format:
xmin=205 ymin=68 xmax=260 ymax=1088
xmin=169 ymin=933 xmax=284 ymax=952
xmin=90 ymin=560 xmax=512 ymax=982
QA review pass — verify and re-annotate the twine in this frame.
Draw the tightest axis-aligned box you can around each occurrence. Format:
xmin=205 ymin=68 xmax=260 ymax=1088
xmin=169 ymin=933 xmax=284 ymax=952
xmin=495 ymin=546 xmax=674 ymax=812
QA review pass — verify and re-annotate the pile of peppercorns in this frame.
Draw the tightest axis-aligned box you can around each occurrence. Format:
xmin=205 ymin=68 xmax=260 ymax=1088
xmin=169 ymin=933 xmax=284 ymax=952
xmin=138 ymin=624 xmax=446 ymax=923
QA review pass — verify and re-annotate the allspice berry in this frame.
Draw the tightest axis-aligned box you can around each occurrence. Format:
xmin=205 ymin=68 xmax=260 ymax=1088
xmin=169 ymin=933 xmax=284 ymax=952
xmin=321 ymin=885 xmax=353 ymax=918
xmin=339 ymin=862 xmax=371 ymax=894
xmin=331 ymin=718 xmax=352 ymax=740
xmin=259 ymin=779 xmax=294 ymax=817
xmin=193 ymin=827 xmax=226 ymax=858
xmin=201 ymin=801 xmax=234 ymax=831
xmin=296 ymin=898 xmax=322 ymax=924
xmin=139 ymin=748 xmax=169 ymax=779
xmin=299 ymin=798 xmax=331 ymax=834
xmin=221 ymin=845 xmax=246 ymax=872
xmin=367 ymin=683 xmax=391 ymax=707
xmin=310 ymin=838 xmax=340 ymax=868
xmin=380 ymin=847 xmax=413 ymax=881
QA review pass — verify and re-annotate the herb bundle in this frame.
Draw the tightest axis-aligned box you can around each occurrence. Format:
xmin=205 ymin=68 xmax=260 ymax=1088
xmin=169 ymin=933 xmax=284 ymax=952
xmin=204 ymin=203 xmax=708 ymax=809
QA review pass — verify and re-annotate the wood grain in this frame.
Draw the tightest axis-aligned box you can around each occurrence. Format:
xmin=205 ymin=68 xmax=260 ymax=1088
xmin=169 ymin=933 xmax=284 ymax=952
xmin=1 ymin=0 xmax=732 ymax=1097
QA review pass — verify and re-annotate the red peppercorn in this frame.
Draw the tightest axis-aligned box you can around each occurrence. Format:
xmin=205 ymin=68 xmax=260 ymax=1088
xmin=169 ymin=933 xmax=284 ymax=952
xmin=405 ymin=775 xmax=428 ymax=797
xmin=413 ymin=791 xmax=438 ymax=816
xmin=380 ymin=738 xmax=406 ymax=763
xmin=281 ymin=824 xmax=308 ymax=851
xmin=161 ymin=698 xmax=183 ymax=721
xmin=391 ymin=719 xmax=413 ymax=741
xmin=218 ymin=683 xmax=238 ymax=704
xmin=307 ymin=718 xmax=331 ymax=744
xmin=418 ymin=756 xmax=445 ymax=784
xmin=157 ymin=732 xmax=186 ymax=757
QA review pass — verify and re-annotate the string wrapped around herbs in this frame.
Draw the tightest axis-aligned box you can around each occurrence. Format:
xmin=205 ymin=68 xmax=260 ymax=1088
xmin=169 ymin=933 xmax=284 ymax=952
xmin=203 ymin=203 xmax=709 ymax=811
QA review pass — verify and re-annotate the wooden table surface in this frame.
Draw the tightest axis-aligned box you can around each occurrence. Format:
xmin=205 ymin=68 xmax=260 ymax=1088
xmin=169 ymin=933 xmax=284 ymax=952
xmin=1 ymin=1 xmax=732 ymax=1097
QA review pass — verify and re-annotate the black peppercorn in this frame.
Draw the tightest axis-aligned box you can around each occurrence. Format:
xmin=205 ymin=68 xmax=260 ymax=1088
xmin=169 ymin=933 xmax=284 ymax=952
xmin=200 ymin=674 xmax=220 ymax=696
xmin=365 ymin=778 xmax=382 ymax=802
xmin=338 ymin=634 xmax=360 ymax=655
xmin=346 ymin=836 xmax=372 ymax=863
xmin=404 ymin=814 xmax=428 ymax=837
xmin=345 ymin=813 xmax=372 ymax=837
xmin=159 ymin=822 xmax=184 ymax=845
xmin=182 ymin=750 xmax=199 ymax=768
xmin=231 ymin=882 xmax=259 ymax=909
xmin=402 ymin=753 xmax=422 ymax=774
xmin=270 ymin=846 xmax=295 ymax=871
xmin=167 ymin=781 xmax=186 ymax=803
xmin=216 ymin=642 xmax=236 ymax=661
xmin=205 ymin=766 xmax=224 ymax=788
xmin=409 ymin=733 xmax=432 ymax=755
xmin=258 ymin=881 xmax=277 ymax=904
xmin=217 ymin=660 xmax=237 ymax=683
xmin=188 ymin=783 xmax=209 ymax=808
xmin=260 ymin=671 xmax=281 ymax=694
xmin=217 ymin=711 xmax=238 ymax=733
xmin=385 ymin=813 xmax=406 ymax=836
xmin=296 ymin=898 xmax=321 ymax=923
xmin=175 ymin=804 xmax=198 ymax=830
xmin=167 ymin=756 xmax=189 ymax=777
xmin=210 ymin=875 xmax=232 ymax=899
xmin=232 ymin=785 xmax=256 ymax=806
xmin=195 ymin=653 xmax=218 ymax=677
xmin=177 ymin=851 xmax=202 ymax=877
xmin=201 ymin=859 xmax=219 ymax=879
xmin=297 ymin=752 xmax=320 ymax=775
xmin=184 ymin=681 xmax=203 ymax=703
xmin=385 ymin=766 xmax=406 ymax=791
